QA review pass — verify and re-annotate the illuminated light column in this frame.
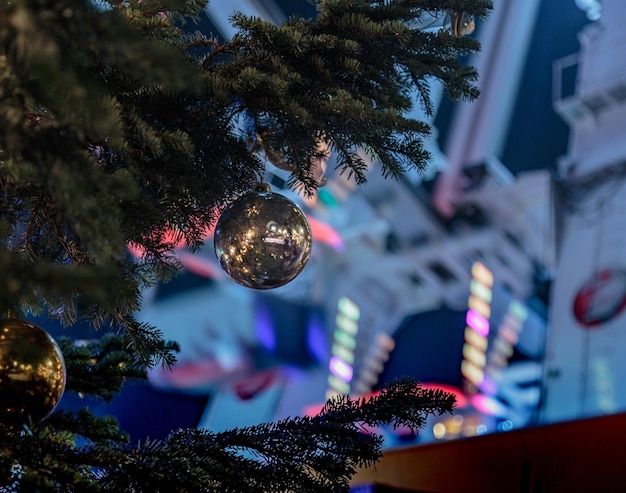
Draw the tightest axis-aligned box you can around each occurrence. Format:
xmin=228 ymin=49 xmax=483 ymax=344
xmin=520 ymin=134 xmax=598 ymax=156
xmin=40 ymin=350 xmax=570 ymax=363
xmin=352 ymin=332 xmax=396 ymax=395
xmin=326 ymin=297 xmax=360 ymax=399
xmin=482 ymin=300 xmax=529 ymax=395
xmin=462 ymin=262 xmax=494 ymax=393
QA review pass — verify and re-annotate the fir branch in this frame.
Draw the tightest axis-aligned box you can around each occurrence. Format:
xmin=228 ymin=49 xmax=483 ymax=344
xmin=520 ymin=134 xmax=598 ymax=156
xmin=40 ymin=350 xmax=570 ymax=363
xmin=47 ymin=409 xmax=130 ymax=446
xmin=94 ymin=377 xmax=453 ymax=493
xmin=59 ymin=335 xmax=149 ymax=401
xmin=118 ymin=319 xmax=179 ymax=369
xmin=0 ymin=1 xmax=489 ymax=489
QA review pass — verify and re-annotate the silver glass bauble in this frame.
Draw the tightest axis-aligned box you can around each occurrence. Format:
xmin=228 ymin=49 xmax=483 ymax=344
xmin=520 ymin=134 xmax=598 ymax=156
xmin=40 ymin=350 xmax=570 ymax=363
xmin=214 ymin=185 xmax=312 ymax=289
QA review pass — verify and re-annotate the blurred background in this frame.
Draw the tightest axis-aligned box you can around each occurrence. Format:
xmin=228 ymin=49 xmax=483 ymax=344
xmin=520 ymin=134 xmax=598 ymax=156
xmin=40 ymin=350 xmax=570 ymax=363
xmin=49 ymin=0 xmax=626 ymax=451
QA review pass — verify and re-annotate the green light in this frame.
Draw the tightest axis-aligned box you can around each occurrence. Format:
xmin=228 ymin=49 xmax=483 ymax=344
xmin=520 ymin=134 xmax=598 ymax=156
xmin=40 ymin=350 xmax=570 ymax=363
xmin=470 ymin=279 xmax=492 ymax=303
xmin=332 ymin=343 xmax=355 ymax=364
xmin=328 ymin=374 xmax=350 ymax=394
xmin=336 ymin=312 xmax=358 ymax=336
xmin=509 ymin=300 xmax=528 ymax=322
xmin=318 ymin=189 xmax=340 ymax=208
xmin=338 ymin=296 xmax=360 ymax=320
xmin=334 ymin=330 xmax=356 ymax=350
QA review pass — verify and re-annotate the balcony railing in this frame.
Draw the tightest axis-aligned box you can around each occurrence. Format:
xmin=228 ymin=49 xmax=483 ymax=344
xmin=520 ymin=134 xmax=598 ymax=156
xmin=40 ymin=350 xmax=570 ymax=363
xmin=553 ymin=52 xmax=626 ymax=126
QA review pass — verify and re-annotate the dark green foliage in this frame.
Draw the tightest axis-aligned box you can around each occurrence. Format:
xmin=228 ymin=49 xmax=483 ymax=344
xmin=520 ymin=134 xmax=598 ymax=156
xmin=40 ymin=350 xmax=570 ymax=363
xmin=1 ymin=0 xmax=490 ymax=357
xmin=0 ymin=376 xmax=454 ymax=492
xmin=0 ymin=0 xmax=490 ymax=490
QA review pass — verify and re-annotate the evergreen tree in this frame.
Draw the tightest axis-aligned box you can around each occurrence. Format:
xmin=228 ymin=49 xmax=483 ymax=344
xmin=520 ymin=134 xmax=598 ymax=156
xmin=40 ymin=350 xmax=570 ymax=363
xmin=0 ymin=0 xmax=491 ymax=490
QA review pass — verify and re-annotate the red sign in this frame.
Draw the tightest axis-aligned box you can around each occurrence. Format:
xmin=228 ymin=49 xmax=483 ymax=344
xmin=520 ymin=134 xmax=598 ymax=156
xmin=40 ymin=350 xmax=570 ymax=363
xmin=573 ymin=269 xmax=626 ymax=327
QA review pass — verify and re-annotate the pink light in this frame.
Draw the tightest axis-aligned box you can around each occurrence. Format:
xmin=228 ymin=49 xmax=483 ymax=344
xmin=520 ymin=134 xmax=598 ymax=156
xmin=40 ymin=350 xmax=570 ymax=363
xmin=470 ymin=393 xmax=507 ymax=417
xmin=307 ymin=215 xmax=345 ymax=251
xmin=178 ymin=252 xmax=225 ymax=280
xmin=471 ymin=261 xmax=494 ymax=286
xmin=303 ymin=383 xmax=468 ymax=418
xmin=148 ymin=357 xmax=250 ymax=390
xmin=304 ymin=390 xmax=382 ymax=417
xmin=466 ymin=309 xmax=490 ymax=337
xmin=421 ymin=383 xmax=469 ymax=409
xmin=329 ymin=356 xmax=353 ymax=383
xmin=127 ymin=223 xmax=215 ymax=259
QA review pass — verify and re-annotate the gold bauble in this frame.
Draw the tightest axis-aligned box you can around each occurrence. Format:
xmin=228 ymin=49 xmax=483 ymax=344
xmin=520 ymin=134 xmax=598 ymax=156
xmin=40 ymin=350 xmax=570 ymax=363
xmin=0 ymin=318 xmax=67 ymax=427
xmin=214 ymin=185 xmax=312 ymax=289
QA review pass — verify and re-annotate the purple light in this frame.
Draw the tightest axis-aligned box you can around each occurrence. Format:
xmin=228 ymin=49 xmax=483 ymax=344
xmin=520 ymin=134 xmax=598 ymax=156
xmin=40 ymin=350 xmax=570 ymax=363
xmin=471 ymin=393 xmax=507 ymax=417
xmin=329 ymin=356 xmax=353 ymax=383
xmin=478 ymin=375 xmax=497 ymax=396
xmin=466 ymin=309 xmax=490 ymax=337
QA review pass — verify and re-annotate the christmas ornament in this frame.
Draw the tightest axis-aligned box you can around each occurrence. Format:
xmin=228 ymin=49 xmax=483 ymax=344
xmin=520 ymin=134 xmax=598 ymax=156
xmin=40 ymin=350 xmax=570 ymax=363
xmin=242 ymin=110 xmax=328 ymax=187
xmin=214 ymin=184 xmax=312 ymax=289
xmin=250 ymin=133 xmax=328 ymax=187
xmin=0 ymin=318 xmax=66 ymax=427
xmin=446 ymin=11 xmax=475 ymax=36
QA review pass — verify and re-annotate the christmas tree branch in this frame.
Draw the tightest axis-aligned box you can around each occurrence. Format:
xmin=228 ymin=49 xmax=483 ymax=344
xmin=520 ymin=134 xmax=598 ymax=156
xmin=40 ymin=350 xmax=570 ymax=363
xmin=2 ymin=0 xmax=491 ymax=346
xmin=1 ymin=1 xmax=489 ymax=488
xmin=97 ymin=377 xmax=453 ymax=492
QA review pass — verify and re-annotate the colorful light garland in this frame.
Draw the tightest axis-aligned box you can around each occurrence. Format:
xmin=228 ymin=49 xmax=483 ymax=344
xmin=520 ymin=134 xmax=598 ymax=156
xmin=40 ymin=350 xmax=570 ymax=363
xmin=327 ymin=296 xmax=360 ymax=399
xmin=461 ymin=262 xmax=494 ymax=393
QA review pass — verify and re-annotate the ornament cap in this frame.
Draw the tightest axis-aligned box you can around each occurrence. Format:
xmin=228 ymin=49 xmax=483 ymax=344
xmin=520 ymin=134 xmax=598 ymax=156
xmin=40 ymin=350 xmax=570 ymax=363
xmin=254 ymin=182 xmax=272 ymax=193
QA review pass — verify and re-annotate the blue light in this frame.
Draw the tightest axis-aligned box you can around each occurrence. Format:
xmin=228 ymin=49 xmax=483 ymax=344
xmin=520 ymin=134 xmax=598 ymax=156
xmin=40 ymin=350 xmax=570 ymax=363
xmin=254 ymin=302 xmax=276 ymax=352
xmin=306 ymin=311 xmax=327 ymax=362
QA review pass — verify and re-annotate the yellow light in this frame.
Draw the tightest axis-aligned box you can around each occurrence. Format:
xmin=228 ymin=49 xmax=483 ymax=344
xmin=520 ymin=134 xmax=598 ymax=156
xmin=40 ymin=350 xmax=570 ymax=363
xmin=463 ymin=343 xmax=486 ymax=368
xmin=433 ymin=422 xmax=447 ymax=439
xmin=468 ymin=294 xmax=491 ymax=319
xmin=461 ymin=360 xmax=484 ymax=385
xmin=464 ymin=326 xmax=488 ymax=351
xmin=471 ymin=261 xmax=494 ymax=286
